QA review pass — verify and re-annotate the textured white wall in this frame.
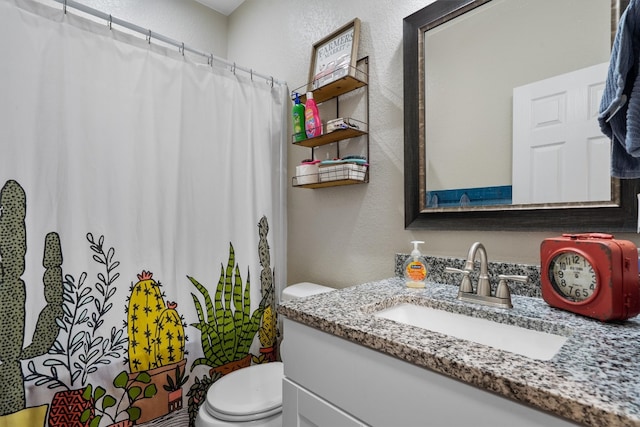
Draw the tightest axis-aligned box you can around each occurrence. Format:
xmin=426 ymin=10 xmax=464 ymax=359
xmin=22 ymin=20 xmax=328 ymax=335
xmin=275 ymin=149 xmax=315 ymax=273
xmin=225 ymin=0 xmax=640 ymax=289
xmin=226 ymin=0 xmax=433 ymax=288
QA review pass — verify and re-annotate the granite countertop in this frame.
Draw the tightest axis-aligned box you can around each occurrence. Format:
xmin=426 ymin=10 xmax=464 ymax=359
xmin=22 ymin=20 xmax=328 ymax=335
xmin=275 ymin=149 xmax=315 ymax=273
xmin=278 ymin=277 xmax=640 ymax=427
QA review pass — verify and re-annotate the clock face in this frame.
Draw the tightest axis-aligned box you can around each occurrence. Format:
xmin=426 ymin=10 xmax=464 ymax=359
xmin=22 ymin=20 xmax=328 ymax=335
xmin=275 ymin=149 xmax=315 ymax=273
xmin=548 ymin=251 xmax=597 ymax=303
xmin=541 ymin=234 xmax=640 ymax=321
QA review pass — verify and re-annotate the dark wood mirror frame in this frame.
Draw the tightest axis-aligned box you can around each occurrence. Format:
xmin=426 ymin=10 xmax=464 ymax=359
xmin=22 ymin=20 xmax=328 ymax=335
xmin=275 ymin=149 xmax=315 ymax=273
xmin=403 ymin=0 xmax=640 ymax=231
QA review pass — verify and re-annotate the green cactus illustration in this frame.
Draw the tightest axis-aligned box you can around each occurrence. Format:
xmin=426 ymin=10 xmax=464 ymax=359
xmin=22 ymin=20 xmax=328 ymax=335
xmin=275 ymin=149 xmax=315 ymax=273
xmin=189 ymin=243 xmax=266 ymax=370
xmin=126 ymin=271 xmax=186 ymax=372
xmin=0 ymin=179 xmax=64 ymax=416
xmin=24 ymin=233 xmax=126 ymax=391
xmin=254 ymin=216 xmax=278 ymax=363
xmin=258 ymin=216 xmax=275 ymax=309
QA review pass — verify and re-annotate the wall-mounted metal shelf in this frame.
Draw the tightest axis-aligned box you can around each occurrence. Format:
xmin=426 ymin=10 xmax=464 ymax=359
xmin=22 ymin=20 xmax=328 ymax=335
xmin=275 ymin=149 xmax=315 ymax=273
xmin=291 ymin=57 xmax=369 ymax=189
xmin=292 ymin=119 xmax=367 ymax=148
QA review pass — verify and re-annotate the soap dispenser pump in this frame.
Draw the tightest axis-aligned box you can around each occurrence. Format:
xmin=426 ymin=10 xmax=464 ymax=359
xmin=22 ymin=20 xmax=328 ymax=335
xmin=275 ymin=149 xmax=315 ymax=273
xmin=403 ymin=240 xmax=428 ymax=288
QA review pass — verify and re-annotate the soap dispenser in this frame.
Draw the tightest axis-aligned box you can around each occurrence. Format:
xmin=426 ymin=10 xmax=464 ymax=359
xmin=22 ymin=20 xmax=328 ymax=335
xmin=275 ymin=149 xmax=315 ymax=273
xmin=403 ymin=240 xmax=428 ymax=288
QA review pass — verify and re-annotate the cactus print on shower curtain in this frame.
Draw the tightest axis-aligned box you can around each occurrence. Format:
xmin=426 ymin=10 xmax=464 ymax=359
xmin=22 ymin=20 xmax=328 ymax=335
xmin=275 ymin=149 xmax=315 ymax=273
xmin=0 ymin=180 xmax=63 ymax=421
xmin=127 ymin=271 xmax=187 ymax=373
xmin=254 ymin=216 xmax=278 ymax=364
xmin=186 ymin=216 xmax=278 ymax=426
xmin=0 ymin=180 xmax=278 ymax=427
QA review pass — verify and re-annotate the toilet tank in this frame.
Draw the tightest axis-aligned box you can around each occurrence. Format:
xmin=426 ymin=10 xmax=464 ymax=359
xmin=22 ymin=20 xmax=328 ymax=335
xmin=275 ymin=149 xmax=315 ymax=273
xmin=281 ymin=282 xmax=334 ymax=301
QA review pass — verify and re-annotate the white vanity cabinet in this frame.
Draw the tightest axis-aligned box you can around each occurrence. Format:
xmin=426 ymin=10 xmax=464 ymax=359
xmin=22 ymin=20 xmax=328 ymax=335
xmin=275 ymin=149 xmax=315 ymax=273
xmin=281 ymin=318 xmax=578 ymax=427
xmin=283 ymin=378 xmax=366 ymax=427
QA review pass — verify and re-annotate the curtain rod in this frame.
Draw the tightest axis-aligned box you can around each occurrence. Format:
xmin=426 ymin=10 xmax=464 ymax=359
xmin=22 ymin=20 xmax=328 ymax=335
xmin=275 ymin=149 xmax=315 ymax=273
xmin=52 ymin=0 xmax=285 ymax=87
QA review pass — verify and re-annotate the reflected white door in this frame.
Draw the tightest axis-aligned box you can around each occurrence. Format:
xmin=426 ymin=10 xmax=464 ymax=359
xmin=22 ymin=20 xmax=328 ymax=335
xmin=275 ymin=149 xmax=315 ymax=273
xmin=512 ymin=62 xmax=610 ymax=205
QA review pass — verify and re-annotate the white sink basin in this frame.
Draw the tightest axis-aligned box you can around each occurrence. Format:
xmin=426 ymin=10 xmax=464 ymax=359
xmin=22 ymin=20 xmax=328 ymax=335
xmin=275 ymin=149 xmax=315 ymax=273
xmin=374 ymin=303 xmax=567 ymax=361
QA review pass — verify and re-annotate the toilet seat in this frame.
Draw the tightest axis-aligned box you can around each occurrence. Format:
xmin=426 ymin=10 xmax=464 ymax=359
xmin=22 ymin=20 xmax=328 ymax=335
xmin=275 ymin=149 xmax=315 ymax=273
xmin=204 ymin=362 xmax=283 ymax=422
xmin=197 ymin=284 xmax=333 ymax=426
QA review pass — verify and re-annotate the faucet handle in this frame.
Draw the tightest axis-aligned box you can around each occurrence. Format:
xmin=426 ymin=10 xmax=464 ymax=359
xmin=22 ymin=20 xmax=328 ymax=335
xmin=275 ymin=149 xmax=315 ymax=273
xmin=496 ymin=274 xmax=528 ymax=299
xmin=444 ymin=267 xmax=473 ymax=293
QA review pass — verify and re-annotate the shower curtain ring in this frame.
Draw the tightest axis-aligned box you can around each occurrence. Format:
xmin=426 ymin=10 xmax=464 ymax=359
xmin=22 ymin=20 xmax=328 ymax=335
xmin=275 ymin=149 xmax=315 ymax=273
xmin=147 ymin=29 xmax=152 ymax=44
xmin=269 ymin=76 xmax=274 ymax=88
xmin=250 ymin=69 xmax=253 ymax=81
xmin=63 ymin=0 xmax=67 ymax=14
xmin=108 ymin=14 xmax=112 ymax=30
xmin=232 ymin=63 xmax=236 ymax=74
xmin=180 ymin=42 xmax=185 ymax=56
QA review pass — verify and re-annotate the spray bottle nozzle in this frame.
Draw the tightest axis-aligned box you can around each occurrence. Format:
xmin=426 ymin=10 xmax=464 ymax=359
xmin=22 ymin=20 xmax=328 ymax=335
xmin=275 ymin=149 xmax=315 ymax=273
xmin=410 ymin=240 xmax=424 ymax=257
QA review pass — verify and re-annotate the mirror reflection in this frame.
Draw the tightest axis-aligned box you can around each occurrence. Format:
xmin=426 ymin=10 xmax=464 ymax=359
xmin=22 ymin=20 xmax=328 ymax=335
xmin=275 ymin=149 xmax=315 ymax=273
xmin=424 ymin=0 xmax=611 ymax=209
xmin=404 ymin=0 xmax=640 ymax=231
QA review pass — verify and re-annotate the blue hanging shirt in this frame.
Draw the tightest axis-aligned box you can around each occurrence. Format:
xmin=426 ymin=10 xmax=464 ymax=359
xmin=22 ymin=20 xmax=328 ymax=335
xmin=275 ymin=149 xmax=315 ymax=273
xmin=599 ymin=0 xmax=640 ymax=178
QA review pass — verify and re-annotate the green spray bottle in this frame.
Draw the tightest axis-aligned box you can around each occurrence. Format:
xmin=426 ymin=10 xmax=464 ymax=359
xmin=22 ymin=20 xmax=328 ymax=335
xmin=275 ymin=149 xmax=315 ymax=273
xmin=292 ymin=93 xmax=306 ymax=142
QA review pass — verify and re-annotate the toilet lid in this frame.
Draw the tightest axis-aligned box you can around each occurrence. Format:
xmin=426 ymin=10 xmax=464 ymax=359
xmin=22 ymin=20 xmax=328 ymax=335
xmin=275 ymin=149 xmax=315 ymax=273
xmin=205 ymin=362 xmax=283 ymax=422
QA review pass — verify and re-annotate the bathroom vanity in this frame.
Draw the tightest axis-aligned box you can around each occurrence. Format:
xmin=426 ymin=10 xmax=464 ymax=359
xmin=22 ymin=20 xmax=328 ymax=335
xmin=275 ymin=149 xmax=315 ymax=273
xmin=278 ymin=278 xmax=640 ymax=426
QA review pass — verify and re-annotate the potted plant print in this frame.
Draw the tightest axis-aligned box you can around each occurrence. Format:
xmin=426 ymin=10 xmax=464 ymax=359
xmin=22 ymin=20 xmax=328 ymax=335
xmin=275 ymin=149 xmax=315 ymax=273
xmin=23 ymin=233 xmax=126 ymax=427
xmin=164 ymin=363 xmax=190 ymax=412
xmin=186 ymin=218 xmax=275 ymax=425
xmin=189 ymin=242 xmax=267 ymax=375
xmin=124 ymin=271 xmax=188 ymax=423
xmin=80 ymin=370 xmax=157 ymax=427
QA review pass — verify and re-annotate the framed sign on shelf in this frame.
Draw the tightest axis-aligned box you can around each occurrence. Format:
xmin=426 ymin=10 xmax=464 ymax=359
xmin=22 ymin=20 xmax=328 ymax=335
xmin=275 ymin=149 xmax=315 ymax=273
xmin=308 ymin=18 xmax=361 ymax=90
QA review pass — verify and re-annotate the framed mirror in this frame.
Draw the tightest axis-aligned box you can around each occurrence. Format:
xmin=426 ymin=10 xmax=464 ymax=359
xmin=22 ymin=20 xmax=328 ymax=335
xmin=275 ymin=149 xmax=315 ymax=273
xmin=404 ymin=0 xmax=640 ymax=231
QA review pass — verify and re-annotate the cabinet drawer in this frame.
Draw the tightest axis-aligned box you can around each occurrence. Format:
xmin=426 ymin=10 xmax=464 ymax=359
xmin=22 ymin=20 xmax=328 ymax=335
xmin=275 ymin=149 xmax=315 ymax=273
xmin=283 ymin=378 xmax=366 ymax=427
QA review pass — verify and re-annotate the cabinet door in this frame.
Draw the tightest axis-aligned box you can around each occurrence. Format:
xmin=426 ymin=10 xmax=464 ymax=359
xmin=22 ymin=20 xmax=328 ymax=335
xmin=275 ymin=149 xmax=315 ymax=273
xmin=283 ymin=318 xmax=579 ymax=427
xmin=283 ymin=378 xmax=367 ymax=427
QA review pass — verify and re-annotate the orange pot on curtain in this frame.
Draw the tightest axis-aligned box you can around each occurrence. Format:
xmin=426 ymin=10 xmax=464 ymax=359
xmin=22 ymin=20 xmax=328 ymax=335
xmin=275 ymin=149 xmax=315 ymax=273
xmin=48 ymin=389 xmax=92 ymax=427
xmin=128 ymin=359 xmax=186 ymax=424
xmin=209 ymin=354 xmax=252 ymax=377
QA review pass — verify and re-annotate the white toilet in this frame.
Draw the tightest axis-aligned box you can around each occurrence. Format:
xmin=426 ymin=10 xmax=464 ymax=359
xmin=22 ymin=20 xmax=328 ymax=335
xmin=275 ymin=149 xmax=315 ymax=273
xmin=195 ymin=282 xmax=334 ymax=427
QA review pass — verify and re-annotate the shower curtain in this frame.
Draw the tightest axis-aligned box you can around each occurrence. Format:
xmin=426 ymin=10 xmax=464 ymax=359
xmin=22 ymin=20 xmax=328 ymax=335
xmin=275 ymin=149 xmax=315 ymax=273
xmin=0 ymin=0 xmax=288 ymax=426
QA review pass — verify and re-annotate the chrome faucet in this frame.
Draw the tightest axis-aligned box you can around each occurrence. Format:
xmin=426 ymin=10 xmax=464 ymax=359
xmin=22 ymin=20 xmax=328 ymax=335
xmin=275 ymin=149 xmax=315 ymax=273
xmin=445 ymin=242 xmax=528 ymax=309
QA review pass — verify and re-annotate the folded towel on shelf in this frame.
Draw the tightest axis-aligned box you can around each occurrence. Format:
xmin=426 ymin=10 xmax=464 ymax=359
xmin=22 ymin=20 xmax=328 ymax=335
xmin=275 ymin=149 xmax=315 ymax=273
xmin=319 ymin=156 xmax=368 ymax=166
xmin=599 ymin=0 xmax=640 ymax=178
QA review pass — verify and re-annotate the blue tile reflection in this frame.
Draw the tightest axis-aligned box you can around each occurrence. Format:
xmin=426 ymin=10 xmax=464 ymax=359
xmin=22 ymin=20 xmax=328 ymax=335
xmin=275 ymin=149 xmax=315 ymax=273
xmin=426 ymin=185 xmax=512 ymax=208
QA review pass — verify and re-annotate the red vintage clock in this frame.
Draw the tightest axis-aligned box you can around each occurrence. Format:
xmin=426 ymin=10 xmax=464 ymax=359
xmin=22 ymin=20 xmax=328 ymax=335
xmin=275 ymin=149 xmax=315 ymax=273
xmin=540 ymin=233 xmax=640 ymax=322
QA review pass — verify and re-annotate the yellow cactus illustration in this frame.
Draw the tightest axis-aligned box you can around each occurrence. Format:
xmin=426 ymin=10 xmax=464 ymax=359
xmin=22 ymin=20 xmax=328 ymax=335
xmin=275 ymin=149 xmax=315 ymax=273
xmin=156 ymin=301 xmax=185 ymax=367
xmin=126 ymin=271 xmax=186 ymax=372
xmin=258 ymin=305 xmax=276 ymax=348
